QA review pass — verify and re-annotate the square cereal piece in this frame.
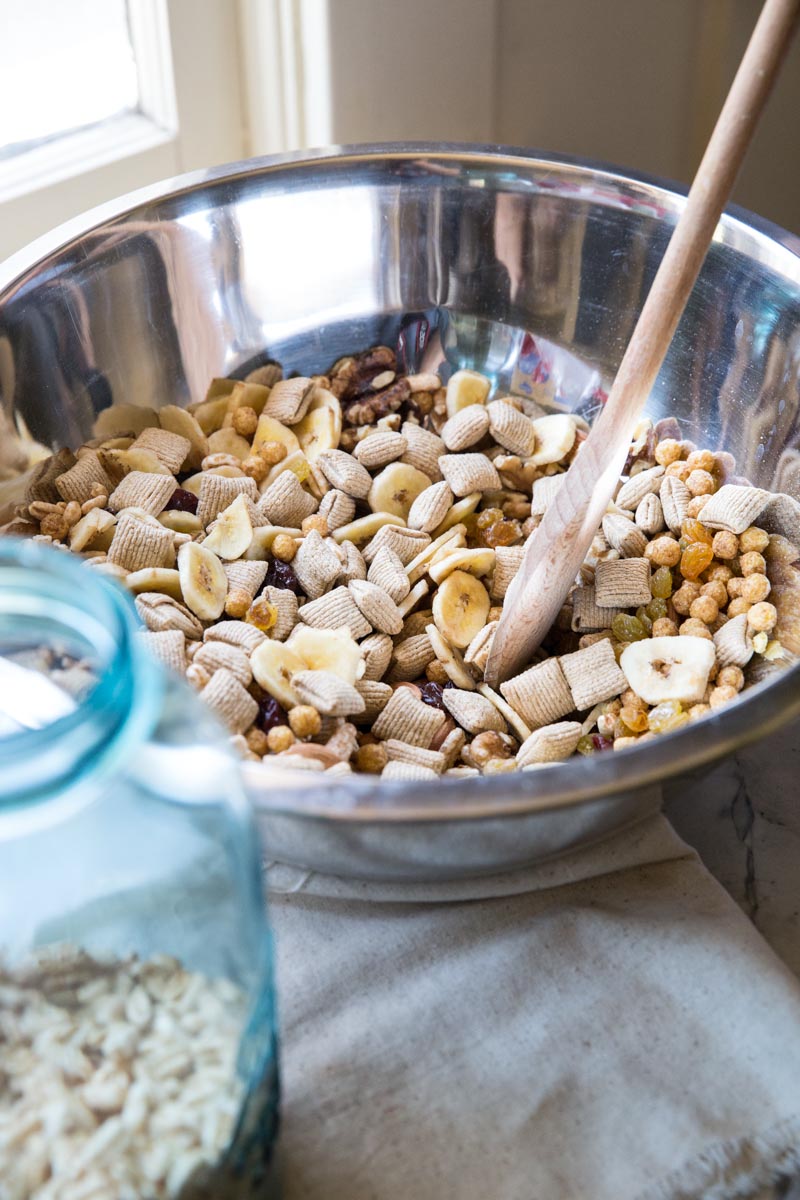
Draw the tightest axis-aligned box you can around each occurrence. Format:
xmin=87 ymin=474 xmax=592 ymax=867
xmin=560 ymin=639 xmax=627 ymax=711
xmin=571 ymin=586 xmax=620 ymax=633
xmin=594 ymin=558 xmax=651 ymax=608
xmin=696 ymin=484 xmax=770 ymax=534
xmin=499 ymin=657 xmax=574 ymax=730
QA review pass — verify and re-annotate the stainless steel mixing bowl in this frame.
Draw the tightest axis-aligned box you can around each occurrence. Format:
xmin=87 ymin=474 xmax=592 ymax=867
xmin=1 ymin=144 xmax=799 ymax=880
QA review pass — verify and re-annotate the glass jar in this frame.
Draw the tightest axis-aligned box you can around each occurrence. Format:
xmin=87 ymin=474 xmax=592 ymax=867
xmin=0 ymin=539 xmax=279 ymax=1200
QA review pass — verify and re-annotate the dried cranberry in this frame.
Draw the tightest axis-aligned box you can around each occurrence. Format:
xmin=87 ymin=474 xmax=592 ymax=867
xmin=165 ymin=487 xmax=198 ymax=514
xmin=256 ymin=697 xmax=288 ymax=733
xmin=265 ymin=560 xmax=303 ymax=595
xmin=592 ymin=734 xmax=614 ymax=752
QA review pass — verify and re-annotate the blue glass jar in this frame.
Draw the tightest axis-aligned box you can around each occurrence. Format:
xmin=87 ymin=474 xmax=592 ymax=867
xmin=0 ymin=539 xmax=278 ymax=1199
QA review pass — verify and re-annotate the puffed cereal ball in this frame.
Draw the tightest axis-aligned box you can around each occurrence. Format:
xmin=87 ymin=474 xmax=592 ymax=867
xmin=654 ymin=438 xmax=683 ymax=467
xmin=267 ymin=725 xmax=296 ymax=753
xmin=727 ymin=597 xmax=752 ymax=618
xmin=685 ymin=449 xmax=716 ymax=473
xmin=652 ymin=617 xmax=679 ymax=637
xmin=746 ymin=600 xmax=777 ymax=632
xmin=738 ymin=526 xmax=770 ymax=554
xmin=288 ymin=705 xmax=322 ymax=739
xmin=679 ymin=617 xmax=713 ymax=640
xmin=689 ymin=594 xmax=719 ymax=624
xmin=686 ymin=469 xmax=715 ymax=497
xmin=709 ymin=684 xmax=738 ymax=709
xmin=717 ymin=665 xmax=745 ymax=691
xmin=739 ymin=551 xmax=766 ymax=577
xmin=712 ymin=530 xmax=739 ymax=559
xmin=701 ymin=579 xmax=728 ymax=608
xmin=741 ymin=573 xmax=770 ymax=604
xmin=645 ymin=536 xmax=681 ymax=567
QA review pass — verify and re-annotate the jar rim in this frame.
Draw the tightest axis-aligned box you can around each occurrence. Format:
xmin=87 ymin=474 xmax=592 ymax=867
xmin=0 ymin=539 xmax=159 ymax=804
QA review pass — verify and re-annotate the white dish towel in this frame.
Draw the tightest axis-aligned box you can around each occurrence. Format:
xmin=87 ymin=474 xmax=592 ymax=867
xmin=268 ymin=812 xmax=800 ymax=1200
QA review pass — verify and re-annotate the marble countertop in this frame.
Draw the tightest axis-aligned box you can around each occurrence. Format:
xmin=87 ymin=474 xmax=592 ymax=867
xmin=665 ymin=713 xmax=800 ymax=979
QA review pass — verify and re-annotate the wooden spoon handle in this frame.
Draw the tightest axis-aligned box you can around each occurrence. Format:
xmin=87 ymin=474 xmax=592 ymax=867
xmin=485 ymin=0 xmax=799 ymax=687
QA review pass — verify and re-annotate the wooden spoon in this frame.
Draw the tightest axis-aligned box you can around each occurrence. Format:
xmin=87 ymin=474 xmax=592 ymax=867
xmin=485 ymin=0 xmax=799 ymax=687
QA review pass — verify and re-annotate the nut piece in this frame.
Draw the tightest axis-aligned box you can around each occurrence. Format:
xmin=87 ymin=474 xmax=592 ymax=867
xmin=559 ymin=639 xmax=627 ymax=710
xmin=517 ymin=721 xmax=583 ymax=767
xmin=500 ymin=657 xmax=574 ymax=730
xmin=620 ymin=636 xmax=716 ymax=704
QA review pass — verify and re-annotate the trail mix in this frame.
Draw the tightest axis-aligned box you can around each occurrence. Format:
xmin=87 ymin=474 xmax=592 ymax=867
xmin=0 ymin=947 xmax=252 ymax=1200
xmin=4 ymin=346 xmax=800 ymax=780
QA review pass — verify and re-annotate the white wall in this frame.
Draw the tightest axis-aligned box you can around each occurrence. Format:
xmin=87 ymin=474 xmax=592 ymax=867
xmin=316 ymin=0 xmax=800 ymax=234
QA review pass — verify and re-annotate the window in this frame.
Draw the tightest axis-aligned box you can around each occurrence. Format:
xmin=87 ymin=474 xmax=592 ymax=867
xmin=1 ymin=1 xmax=140 ymax=160
xmin=0 ymin=0 xmax=247 ymax=260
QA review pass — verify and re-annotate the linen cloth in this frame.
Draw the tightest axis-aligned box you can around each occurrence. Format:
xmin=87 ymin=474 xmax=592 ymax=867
xmin=267 ymin=813 xmax=800 ymax=1200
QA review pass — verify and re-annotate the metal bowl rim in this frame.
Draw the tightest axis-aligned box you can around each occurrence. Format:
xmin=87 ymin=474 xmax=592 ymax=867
xmin=2 ymin=141 xmax=799 ymax=824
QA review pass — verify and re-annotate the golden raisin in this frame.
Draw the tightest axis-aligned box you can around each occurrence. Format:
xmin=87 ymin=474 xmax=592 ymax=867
xmin=680 ymin=542 xmax=714 ymax=579
xmin=650 ymin=566 xmax=673 ymax=598
xmin=481 ymin=519 xmax=523 ymax=548
xmin=476 ymin=508 xmax=504 ymax=530
xmin=620 ymin=707 xmax=649 ymax=734
xmin=612 ymin=613 xmax=648 ymax=642
xmin=646 ymin=597 xmax=668 ymax=621
xmin=648 ymin=700 xmax=687 ymax=733
xmin=246 ymin=598 xmax=278 ymax=631
xmin=681 ymin=518 xmax=713 ymax=546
